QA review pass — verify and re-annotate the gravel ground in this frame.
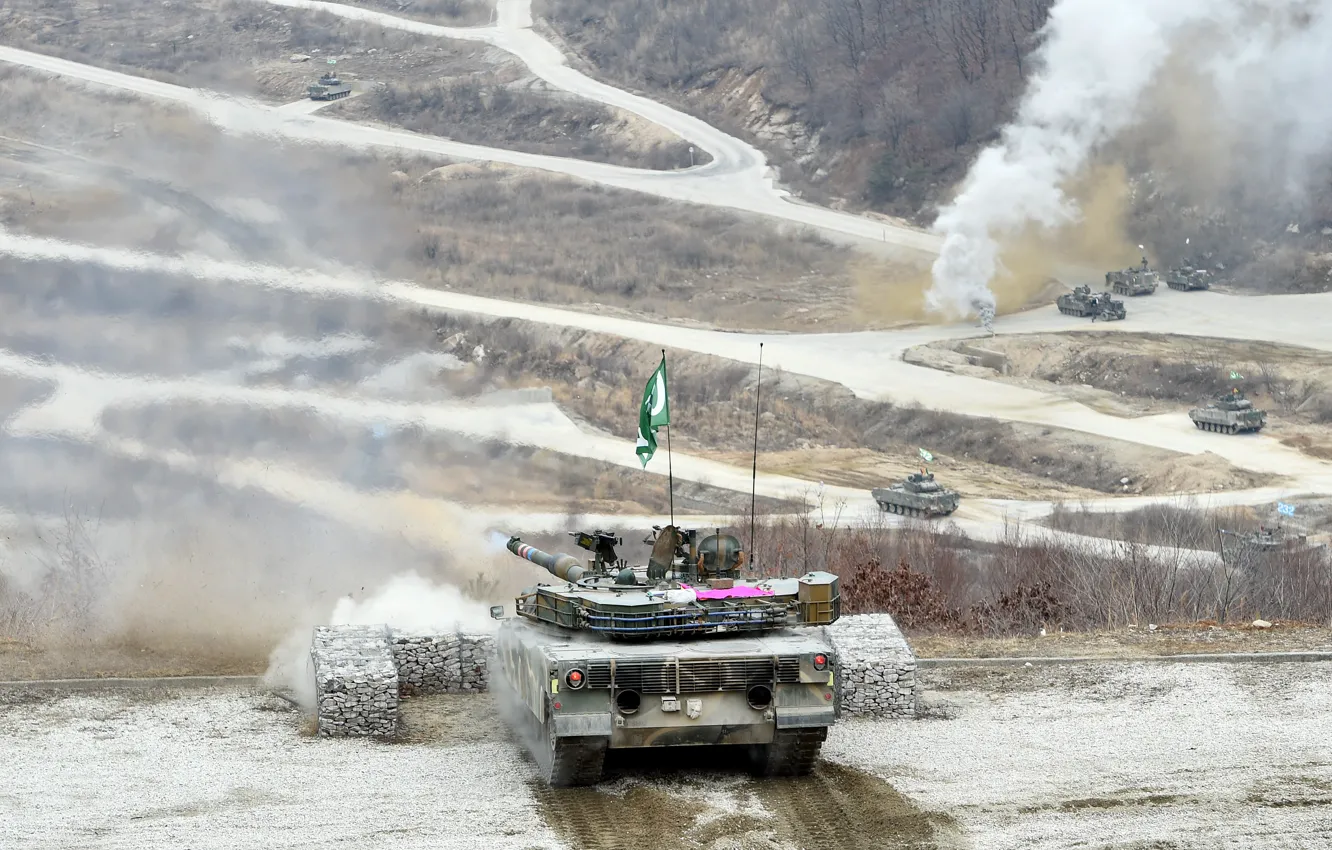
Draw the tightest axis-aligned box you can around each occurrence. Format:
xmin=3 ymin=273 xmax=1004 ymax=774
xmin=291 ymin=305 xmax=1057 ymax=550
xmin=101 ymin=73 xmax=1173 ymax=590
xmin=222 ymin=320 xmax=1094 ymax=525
xmin=827 ymin=662 xmax=1332 ymax=849
xmin=4 ymin=663 xmax=1330 ymax=849
xmin=1 ymin=689 xmax=564 ymax=850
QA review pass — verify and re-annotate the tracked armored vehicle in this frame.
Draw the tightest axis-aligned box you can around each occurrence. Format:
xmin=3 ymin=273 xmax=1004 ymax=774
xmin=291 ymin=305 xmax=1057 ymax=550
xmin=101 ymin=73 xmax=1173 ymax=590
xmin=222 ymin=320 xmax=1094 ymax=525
xmin=1106 ymin=258 xmax=1159 ymax=296
xmin=1166 ymin=265 xmax=1211 ymax=291
xmin=1218 ymin=526 xmax=1325 ymax=568
xmin=308 ymin=72 xmax=352 ymax=101
xmin=871 ymin=472 xmax=960 ymax=517
xmin=1057 ymin=286 xmax=1126 ymax=321
xmin=494 ymin=527 xmax=841 ymax=787
xmin=1189 ymin=389 xmax=1266 ymax=433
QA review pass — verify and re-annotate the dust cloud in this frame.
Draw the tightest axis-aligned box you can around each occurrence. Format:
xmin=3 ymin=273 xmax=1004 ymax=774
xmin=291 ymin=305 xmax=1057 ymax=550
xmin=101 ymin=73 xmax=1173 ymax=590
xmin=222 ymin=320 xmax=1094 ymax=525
xmin=860 ymin=164 xmax=1135 ymax=324
xmin=927 ymin=0 xmax=1332 ymax=323
xmin=0 ymin=78 xmax=539 ymax=683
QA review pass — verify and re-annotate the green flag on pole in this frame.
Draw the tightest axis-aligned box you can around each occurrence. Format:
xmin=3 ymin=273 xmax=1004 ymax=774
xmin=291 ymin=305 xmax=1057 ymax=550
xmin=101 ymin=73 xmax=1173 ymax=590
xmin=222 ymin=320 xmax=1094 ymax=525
xmin=636 ymin=357 xmax=671 ymax=467
xmin=919 ymin=448 xmax=934 ymax=463
xmin=1229 ymin=371 xmax=1243 ymax=380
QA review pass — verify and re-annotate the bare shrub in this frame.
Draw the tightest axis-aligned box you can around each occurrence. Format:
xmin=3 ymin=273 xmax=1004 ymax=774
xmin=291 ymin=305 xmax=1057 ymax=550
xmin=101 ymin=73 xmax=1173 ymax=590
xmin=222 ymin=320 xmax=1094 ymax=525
xmin=0 ymin=507 xmax=113 ymax=645
xmin=360 ymin=78 xmax=698 ymax=168
xmin=739 ymin=511 xmax=1332 ymax=635
xmin=1048 ymin=502 xmax=1262 ymax=551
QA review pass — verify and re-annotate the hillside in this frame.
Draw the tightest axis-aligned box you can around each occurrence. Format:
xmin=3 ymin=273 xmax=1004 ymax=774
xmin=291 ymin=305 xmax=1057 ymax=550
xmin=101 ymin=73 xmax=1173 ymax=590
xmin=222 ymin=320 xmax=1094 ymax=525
xmin=536 ymin=0 xmax=1332 ymax=293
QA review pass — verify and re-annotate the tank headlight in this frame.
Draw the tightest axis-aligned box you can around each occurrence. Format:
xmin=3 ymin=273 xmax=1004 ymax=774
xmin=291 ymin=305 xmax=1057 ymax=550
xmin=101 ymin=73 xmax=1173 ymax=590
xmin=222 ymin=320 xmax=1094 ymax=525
xmin=565 ymin=669 xmax=586 ymax=689
xmin=812 ymin=653 xmax=828 ymax=671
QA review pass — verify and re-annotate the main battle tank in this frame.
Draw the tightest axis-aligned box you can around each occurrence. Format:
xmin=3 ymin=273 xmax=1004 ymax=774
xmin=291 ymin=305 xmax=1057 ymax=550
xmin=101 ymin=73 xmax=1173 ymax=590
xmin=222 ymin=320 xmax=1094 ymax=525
xmin=1057 ymin=286 xmax=1126 ymax=321
xmin=1166 ymin=264 xmax=1211 ymax=291
xmin=1106 ymin=258 xmax=1160 ymax=296
xmin=1189 ymin=388 xmax=1266 ymax=433
xmin=493 ymin=527 xmax=841 ymax=786
xmin=308 ymin=72 xmax=352 ymax=101
xmin=871 ymin=472 xmax=960 ymax=517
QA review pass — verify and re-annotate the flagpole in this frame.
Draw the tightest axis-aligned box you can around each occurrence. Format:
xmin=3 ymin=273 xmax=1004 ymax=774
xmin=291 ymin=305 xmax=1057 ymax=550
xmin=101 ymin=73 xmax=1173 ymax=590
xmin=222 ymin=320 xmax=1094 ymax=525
xmin=750 ymin=343 xmax=763 ymax=558
xmin=663 ymin=350 xmax=674 ymax=527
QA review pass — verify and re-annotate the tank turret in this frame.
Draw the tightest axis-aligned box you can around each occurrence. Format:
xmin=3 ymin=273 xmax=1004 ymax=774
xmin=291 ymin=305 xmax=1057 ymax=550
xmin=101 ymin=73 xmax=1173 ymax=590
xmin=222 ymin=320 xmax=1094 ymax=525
xmin=493 ymin=523 xmax=842 ymax=786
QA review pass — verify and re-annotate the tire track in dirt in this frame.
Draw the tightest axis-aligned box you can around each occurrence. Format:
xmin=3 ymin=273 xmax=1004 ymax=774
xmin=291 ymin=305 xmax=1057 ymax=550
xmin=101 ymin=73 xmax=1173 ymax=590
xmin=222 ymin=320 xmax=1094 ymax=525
xmin=534 ymin=761 xmax=962 ymax=850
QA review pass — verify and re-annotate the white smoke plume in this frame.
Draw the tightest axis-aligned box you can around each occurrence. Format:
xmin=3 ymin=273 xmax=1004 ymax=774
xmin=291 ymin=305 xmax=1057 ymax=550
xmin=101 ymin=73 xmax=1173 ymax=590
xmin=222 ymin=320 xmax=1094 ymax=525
xmin=327 ymin=572 xmax=497 ymax=634
xmin=927 ymin=0 xmax=1332 ymax=322
xmin=263 ymin=572 xmax=498 ymax=710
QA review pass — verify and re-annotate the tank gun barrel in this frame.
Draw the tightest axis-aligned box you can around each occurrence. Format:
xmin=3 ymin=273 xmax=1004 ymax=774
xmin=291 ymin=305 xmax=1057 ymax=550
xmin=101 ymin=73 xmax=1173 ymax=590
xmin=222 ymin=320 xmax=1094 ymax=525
xmin=507 ymin=536 xmax=586 ymax=582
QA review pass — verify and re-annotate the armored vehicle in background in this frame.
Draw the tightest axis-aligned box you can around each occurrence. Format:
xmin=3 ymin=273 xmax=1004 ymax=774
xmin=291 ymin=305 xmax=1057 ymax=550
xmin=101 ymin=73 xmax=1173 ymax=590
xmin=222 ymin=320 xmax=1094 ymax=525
xmin=1218 ymin=526 xmax=1325 ymax=568
xmin=1189 ymin=389 xmax=1266 ymax=433
xmin=308 ymin=72 xmax=352 ymax=101
xmin=1057 ymin=286 xmax=1126 ymax=321
xmin=494 ymin=527 xmax=841 ymax=786
xmin=871 ymin=472 xmax=960 ymax=518
xmin=1166 ymin=264 xmax=1211 ymax=291
xmin=1106 ymin=258 xmax=1160 ymax=296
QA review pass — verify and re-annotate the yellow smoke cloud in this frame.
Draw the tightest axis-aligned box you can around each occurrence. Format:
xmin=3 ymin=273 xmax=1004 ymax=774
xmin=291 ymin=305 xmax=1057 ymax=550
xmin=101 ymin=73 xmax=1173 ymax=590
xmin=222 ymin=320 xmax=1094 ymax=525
xmin=857 ymin=163 xmax=1140 ymax=325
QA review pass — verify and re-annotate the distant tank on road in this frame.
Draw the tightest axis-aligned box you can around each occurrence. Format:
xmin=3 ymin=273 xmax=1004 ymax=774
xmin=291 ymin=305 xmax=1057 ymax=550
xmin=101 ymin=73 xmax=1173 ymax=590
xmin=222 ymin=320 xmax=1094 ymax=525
xmin=1189 ymin=389 xmax=1266 ymax=433
xmin=872 ymin=472 xmax=960 ymax=517
xmin=308 ymin=72 xmax=352 ymax=101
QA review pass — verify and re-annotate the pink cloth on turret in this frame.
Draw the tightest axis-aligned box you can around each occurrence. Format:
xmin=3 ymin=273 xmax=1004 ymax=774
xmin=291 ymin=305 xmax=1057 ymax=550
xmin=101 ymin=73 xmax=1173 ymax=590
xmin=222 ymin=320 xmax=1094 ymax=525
xmin=679 ymin=583 xmax=775 ymax=599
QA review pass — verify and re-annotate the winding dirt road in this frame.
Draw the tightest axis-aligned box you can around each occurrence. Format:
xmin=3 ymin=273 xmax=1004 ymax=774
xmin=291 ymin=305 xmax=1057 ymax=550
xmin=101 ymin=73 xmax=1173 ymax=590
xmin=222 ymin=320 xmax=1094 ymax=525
xmin=0 ymin=0 xmax=1328 ymax=544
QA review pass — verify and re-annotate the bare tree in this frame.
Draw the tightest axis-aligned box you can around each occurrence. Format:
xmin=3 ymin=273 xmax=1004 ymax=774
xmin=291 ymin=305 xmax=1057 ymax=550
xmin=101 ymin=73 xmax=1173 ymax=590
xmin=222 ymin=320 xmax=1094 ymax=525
xmin=778 ymin=21 xmax=819 ymax=93
xmin=869 ymin=82 xmax=920 ymax=152
xmin=821 ymin=0 xmax=869 ymax=73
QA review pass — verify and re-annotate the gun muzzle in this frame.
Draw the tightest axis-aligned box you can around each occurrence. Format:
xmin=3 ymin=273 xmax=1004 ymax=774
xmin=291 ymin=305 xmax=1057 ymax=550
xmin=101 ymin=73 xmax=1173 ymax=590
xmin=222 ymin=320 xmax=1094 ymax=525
xmin=506 ymin=536 xmax=586 ymax=583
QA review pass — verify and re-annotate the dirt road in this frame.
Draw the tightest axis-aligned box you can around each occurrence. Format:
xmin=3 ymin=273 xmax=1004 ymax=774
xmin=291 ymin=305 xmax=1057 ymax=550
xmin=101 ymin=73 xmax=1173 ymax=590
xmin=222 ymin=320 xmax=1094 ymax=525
xmin=0 ymin=0 xmax=940 ymax=257
xmin=1 ymin=0 xmax=1331 ymax=541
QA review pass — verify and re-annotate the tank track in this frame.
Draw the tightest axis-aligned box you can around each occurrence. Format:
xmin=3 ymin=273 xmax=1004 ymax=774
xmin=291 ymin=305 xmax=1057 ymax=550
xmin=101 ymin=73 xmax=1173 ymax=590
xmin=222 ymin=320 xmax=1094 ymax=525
xmin=1192 ymin=420 xmax=1260 ymax=434
xmin=541 ymin=735 xmax=607 ymax=787
xmin=877 ymin=502 xmax=952 ymax=518
xmin=751 ymin=728 xmax=827 ymax=777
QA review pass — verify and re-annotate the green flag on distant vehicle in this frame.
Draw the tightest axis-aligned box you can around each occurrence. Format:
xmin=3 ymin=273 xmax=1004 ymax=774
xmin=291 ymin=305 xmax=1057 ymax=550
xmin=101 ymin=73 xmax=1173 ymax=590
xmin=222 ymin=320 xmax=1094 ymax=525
xmin=919 ymin=448 xmax=934 ymax=463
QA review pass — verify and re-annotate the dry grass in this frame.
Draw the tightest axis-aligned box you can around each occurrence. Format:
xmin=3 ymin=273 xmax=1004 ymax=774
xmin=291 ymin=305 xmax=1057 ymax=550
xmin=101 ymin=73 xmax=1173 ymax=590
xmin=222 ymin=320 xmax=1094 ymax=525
xmin=391 ymin=164 xmax=864 ymax=329
xmin=336 ymin=0 xmax=493 ymax=27
xmin=0 ymin=0 xmax=685 ymax=166
xmin=0 ymin=68 xmax=875 ymax=331
xmin=0 ymin=0 xmax=454 ymax=97
xmin=0 ymin=639 xmax=268 ymax=680
xmin=916 ymin=333 xmax=1332 ymax=463
xmin=1043 ymin=501 xmax=1296 ymax=551
xmin=343 ymin=77 xmax=698 ymax=168
xmin=972 ymin=332 xmax=1332 ymax=420
xmin=98 ymin=400 xmax=794 ymax=516
xmin=423 ymin=314 xmax=1245 ymax=495
xmin=739 ymin=513 xmax=1332 ymax=634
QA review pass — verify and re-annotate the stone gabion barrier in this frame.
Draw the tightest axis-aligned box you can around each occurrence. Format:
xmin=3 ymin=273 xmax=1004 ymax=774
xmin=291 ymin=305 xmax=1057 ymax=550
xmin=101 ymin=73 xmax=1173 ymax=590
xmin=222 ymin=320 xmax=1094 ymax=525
xmin=390 ymin=632 xmax=495 ymax=696
xmin=310 ymin=625 xmax=399 ymax=738
xmin=312 ymin=615 xmax=915 ymax=736
xmin=828 ymin=613 xmax=917 ymax=719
